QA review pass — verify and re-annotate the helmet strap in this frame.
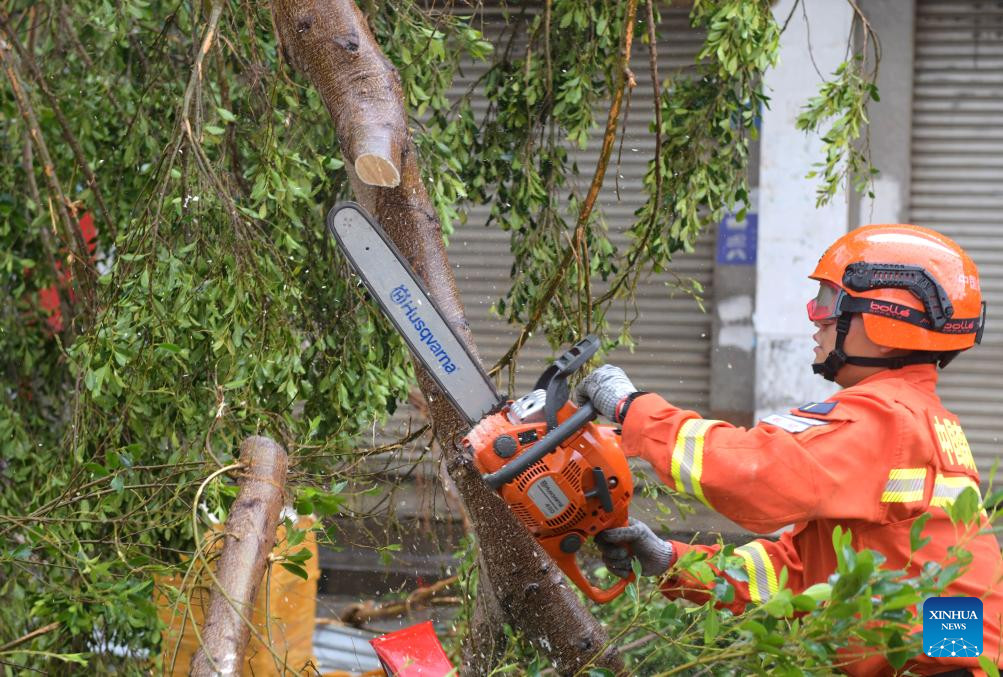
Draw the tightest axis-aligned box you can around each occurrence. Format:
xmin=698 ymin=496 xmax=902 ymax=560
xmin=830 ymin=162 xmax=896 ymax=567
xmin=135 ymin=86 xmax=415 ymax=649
xmin=812 ymin=313 xmax=944 ymax=382
xmin=812 ymin=313 xmax=852 ymax=382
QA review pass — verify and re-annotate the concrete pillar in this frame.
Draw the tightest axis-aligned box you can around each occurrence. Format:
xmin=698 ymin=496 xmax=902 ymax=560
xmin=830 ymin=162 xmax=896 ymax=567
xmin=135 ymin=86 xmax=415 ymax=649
xmin=853 ymin=0 xmax=916 ymax=227
xmin=710 ymin=190 xmax=757 ymax=427
xmin=754 ymin=0 xmax=854 ymax=420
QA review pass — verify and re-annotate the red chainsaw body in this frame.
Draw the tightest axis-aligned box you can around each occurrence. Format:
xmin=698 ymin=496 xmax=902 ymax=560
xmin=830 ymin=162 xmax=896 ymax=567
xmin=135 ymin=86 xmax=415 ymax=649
xmin=466 ymin=399 xmax=634 ymax=602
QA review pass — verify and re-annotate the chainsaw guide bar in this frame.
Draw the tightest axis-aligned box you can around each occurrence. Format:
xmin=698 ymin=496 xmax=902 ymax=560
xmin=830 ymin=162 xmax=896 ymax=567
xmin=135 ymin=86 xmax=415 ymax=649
xmin=326 ymin=203 xmax=502 ymax=425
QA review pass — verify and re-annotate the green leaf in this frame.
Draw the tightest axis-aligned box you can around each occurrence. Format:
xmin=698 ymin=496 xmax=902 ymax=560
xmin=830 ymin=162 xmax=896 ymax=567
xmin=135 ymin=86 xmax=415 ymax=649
xmin=739 ymin=619 xmax=767 ymax=638
xmin=947 ymin=486 xmax=982 ymax=525
xmin=791 ymin=594 xmax=817 ymax=612
xmin=703 ymin=608 xmax=720 ymax=644
xmin=984 ymin=488 xmax=1003 ymax=511
xmin=909 ymin=513 xmax=932 ymax=553
xmin=285 ymin=547 xmax=312 ymax=565
xmin=280 ymin=563 xmax=308 ymax=580
xmin=802 ymin=582 xmax=832 ymax=603
xmin=979 ymin=656 xmax=1001 ymax=677
xmin=85 ymin=462 xmax=109 ymax=478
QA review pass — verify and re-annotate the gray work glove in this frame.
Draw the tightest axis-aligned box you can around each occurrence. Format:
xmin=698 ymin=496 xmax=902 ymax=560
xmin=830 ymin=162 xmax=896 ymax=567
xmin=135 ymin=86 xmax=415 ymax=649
xmin=575 ymin=364 xmax=637 ymax=422
xmin=595 ymin=518 xmax=674 ymax=578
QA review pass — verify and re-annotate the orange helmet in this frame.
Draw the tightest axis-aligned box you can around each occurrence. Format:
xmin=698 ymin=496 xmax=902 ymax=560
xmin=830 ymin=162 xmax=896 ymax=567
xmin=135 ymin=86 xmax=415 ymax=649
xmin=807 ymin=225 xmax=985 ymax=379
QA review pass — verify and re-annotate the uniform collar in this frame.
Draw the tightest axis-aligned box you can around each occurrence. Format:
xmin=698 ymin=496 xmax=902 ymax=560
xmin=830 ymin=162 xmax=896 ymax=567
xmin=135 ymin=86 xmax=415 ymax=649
xmin=850 ymin=363 xmax=938 ymax=391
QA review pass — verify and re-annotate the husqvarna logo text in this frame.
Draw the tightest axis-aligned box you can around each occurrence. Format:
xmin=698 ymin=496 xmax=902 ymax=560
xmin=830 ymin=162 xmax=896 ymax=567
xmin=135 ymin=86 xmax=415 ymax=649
xmin=389 ymin=284 xmax=458 ymax=374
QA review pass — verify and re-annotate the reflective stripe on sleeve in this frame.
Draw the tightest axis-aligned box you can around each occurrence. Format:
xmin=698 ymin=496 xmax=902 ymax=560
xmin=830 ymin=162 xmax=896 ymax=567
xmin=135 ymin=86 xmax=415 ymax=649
xmin=735 ymin=542 xmax=779 ymax=604
xmin=930 ymin=474 xmax=982 ymax=508
xmin=670 ymin=418 xmax=722 ymax=508
xmin=880 ymin=468 xmax=927 ymax=503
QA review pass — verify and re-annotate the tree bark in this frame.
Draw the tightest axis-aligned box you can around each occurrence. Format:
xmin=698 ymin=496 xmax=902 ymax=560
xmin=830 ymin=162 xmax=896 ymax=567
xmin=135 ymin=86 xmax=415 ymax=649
xmin=271 ymin=2 xmax=624 ymax=674
xmin=190 ymin=436 xmax=288 ymax=677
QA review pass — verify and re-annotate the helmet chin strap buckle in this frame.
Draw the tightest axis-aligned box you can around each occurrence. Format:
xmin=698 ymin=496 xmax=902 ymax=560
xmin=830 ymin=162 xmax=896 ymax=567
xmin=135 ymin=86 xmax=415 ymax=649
xmin=812 ymin=348 xmax=847 ymax=382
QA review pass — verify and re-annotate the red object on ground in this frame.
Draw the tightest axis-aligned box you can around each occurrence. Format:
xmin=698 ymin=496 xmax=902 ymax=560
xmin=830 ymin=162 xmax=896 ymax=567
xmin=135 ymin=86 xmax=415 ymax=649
xmin=369 ymin=621 xmax=454 ymax=676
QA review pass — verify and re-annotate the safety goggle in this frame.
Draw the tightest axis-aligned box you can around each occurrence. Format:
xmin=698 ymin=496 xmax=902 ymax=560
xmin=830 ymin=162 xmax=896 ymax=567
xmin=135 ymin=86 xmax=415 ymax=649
xmin=806 ymin=281 xmax=846 ymax=322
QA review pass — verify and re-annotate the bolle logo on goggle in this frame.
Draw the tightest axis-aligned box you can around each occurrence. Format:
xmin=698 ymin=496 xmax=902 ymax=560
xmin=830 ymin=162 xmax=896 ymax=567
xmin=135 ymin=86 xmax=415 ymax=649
xmin=870 ymin=301 xmax=911 ymax=318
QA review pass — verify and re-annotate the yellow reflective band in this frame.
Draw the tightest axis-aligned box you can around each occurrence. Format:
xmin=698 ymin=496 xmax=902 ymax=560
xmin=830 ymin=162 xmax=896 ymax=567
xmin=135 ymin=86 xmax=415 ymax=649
xmin=930 ymin=474 xmax=982 ymax=508
xmin=735 ymin=542 xmax=779 ymax=604
xmin=881 ymin=468 xmax=927 ymax=503
xmin=670 ymin=418 xmax=722 ymax=509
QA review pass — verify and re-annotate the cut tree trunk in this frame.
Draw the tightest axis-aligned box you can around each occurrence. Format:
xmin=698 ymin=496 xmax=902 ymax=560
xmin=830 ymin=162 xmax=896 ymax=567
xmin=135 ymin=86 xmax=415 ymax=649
xmin=271 ymin=1 xmax=624 ymax=674
xmin=189 ymin=436 xmax=289 ymax=676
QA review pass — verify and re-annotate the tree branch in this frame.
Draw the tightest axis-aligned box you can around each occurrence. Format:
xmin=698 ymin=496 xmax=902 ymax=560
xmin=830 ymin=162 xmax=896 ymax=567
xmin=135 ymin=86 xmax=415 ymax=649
xmin=189 ymin=437 xmax=288 ymax=676
xmin=338 ymin=574 xmax=460 ymax=626
xmin=0 ymin=622 xmax=60 ymax=653
xmin=491 ymin=0 xmax=639 ymax=375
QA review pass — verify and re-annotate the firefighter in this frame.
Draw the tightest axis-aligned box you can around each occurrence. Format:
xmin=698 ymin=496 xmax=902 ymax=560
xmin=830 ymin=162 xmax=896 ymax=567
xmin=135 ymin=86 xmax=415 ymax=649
xmin=579 ymin=224 xmax=1002 ymax=676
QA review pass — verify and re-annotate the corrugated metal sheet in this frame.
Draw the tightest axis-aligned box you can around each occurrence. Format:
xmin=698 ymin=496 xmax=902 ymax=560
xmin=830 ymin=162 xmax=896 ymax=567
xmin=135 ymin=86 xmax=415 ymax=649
xmin=313 ymin=624 xmax=383 ymax=673
xmin=910 ymin=0 xmax=1003 ymax=473
xmin=373 ymin=6 xmax=714 ymax=455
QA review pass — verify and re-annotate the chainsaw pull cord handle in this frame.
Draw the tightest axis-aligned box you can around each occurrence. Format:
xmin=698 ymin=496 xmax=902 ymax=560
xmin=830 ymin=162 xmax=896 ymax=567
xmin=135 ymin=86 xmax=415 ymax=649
xmin=481 ymin=402 xmax=596 ymax=489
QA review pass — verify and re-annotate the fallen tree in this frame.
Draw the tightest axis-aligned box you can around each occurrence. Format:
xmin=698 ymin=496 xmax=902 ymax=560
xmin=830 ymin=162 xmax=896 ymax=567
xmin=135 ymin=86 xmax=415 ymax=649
xmin=272 ymin=1 xmax=626 ymax=671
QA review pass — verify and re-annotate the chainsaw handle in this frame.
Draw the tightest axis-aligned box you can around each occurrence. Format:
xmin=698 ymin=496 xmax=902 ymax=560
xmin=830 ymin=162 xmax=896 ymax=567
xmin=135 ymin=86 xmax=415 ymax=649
xmin=541 ymin=533 xmax=635 ymax=604
xmin=535 ymin=335 xmax=600 ymax=431
xmin=481 ymin=402 xmax=596 ymax=489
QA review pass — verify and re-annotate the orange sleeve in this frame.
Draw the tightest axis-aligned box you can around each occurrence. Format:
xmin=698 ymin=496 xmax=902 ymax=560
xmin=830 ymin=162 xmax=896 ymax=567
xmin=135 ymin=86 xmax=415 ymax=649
xmin=663 ymin=530 xmax=805 ymax=614
xmin=621 ymin=393 xmax=899 ymax=533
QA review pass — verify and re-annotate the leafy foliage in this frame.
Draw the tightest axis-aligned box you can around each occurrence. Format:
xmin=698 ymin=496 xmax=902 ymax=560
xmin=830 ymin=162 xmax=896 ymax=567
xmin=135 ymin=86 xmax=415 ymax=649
xmin=447 ymin=520 xmax=981 ymax=675
xmin=795 ymin=8 xmax=881 ymax=207
xmin=464 ymin=0 xmax=779 ymax=363
xmin=0 ymin=0 xmax=475 ymax=670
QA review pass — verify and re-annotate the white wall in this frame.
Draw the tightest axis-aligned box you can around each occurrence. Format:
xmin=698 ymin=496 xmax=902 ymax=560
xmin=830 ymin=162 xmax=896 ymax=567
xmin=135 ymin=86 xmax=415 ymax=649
xmin=853 ymin=0 xmax=916 ymax=227
xmin=754 ymin=0 xmax=853 ymax=419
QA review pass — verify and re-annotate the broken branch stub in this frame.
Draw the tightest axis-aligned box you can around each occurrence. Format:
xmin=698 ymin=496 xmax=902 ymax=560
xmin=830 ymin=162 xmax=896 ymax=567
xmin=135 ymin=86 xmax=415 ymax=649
xmin=273 ymin=3 xmax=402 ymax=187
xmin=189 ymin=436 xmax=289 ymax=677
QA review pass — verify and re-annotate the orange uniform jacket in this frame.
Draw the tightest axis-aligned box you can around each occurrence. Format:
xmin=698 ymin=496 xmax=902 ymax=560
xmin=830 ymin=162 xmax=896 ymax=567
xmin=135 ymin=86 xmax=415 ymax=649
xmin=621 ymin=365 xmax=1003 ymax=676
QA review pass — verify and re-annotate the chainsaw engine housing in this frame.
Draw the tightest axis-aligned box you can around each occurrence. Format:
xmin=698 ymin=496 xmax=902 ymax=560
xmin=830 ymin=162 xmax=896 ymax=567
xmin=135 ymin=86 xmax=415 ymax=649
xmin=467 ymin=391 xmax=634 ymax=602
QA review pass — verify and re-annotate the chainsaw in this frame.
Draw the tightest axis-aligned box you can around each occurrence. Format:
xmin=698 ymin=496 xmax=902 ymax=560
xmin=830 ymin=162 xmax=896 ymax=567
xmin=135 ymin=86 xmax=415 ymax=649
xmin=327 ymin=202 xmax=634 ymax=603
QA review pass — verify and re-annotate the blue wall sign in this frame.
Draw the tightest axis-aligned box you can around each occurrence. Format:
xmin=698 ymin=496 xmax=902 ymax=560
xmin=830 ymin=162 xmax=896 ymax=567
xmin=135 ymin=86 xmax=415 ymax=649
xmin=716 ymin=211 xmax=758 ymax=265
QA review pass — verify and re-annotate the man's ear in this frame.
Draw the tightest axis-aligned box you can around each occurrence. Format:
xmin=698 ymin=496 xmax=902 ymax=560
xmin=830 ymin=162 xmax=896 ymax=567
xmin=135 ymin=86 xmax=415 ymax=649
xmin=877 ymin=344 xmax=911 ymax=357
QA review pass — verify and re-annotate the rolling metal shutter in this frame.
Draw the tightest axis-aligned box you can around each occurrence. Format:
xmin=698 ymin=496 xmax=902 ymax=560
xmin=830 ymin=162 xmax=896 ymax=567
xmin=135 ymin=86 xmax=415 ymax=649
xmin=376 ymin=7 xmax=714 ymax=449
xmin=910 ymin=0 xmax=1003 ymax=474
xmin=451 ymin=6 xmax=713 ymax=404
